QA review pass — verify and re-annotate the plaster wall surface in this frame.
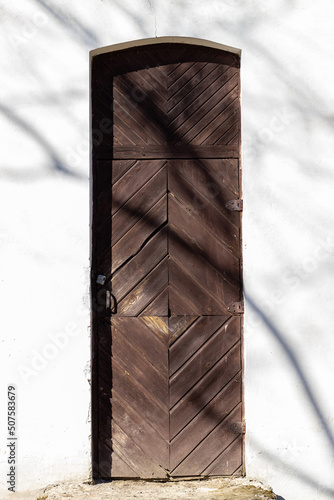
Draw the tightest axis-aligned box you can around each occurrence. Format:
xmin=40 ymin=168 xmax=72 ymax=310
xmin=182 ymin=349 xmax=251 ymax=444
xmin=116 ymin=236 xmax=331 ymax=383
xmin=1 ymin=1 xmax=334 ymax=499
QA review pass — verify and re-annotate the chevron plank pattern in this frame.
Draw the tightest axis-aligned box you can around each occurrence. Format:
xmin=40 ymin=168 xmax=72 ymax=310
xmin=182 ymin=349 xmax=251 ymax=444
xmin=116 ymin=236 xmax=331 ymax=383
xmin=105 ymin=316 xmax=241 ymax=477
xmin=169 ymin=316 xmax=242 ymax=476
xmin=113 ymin=66 xmax=168 ymax=147
xmin=110 ymin=159 xmax=169 ymax=316
xmin=110 ymin=317 xmax=169 ymax=478
xmin=108 ymin=159 xmax=240 ymax=317
xmin=110 ymin=59 xmax=239 ymax=148
xmin=95 ymin=158 xmax=242 ymax=477
xmin=92 ymin=43 xmax=239 ymax=152
xmin=166 ymin=62 xmax=239 ymax=146
xmin=92 ymin=42 xmax=242 ymax=479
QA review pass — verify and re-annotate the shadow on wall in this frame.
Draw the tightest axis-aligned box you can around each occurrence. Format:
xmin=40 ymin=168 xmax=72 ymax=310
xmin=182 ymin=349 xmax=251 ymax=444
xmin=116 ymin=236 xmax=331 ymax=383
xmin=247 ymin=293 xmax=334 ymax=499
xmin=0 ymin=102 xmax=84 ymax=178
xmin=2 ymin=0 xmax=334 ymax=497
xmin=0 ymin=0 xmax=102 ymax=180
xmin=32 ymin=0 xmax=100 ymax=47
xmin=0 ymin=0 xmax=159 ymax=180
xmin=3 ymin=0 xmax=332 ymax=186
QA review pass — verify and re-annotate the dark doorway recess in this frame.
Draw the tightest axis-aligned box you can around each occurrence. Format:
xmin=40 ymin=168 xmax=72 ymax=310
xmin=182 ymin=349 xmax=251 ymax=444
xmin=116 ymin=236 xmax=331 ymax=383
xmin=91 ymin=38 xmax=243 ymax=480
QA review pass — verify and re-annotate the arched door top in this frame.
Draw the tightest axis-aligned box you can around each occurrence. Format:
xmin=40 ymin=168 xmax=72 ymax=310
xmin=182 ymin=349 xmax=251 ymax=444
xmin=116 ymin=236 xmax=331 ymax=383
xmin=91 ymin=38 xmax=240 ymax=156
xmin=90 ymin=36 xmax=241 ymax=59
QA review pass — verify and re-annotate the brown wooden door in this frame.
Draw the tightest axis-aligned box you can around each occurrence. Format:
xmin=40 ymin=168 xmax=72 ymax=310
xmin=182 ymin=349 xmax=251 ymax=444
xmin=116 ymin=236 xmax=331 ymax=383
xmin=91 ymin=41 xmax=243 ymax=479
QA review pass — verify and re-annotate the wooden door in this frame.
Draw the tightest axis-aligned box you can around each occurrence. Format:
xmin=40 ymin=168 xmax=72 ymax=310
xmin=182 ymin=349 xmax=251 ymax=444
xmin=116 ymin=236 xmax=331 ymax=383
xmin=91 ymin=40 xmax=243 ymax=479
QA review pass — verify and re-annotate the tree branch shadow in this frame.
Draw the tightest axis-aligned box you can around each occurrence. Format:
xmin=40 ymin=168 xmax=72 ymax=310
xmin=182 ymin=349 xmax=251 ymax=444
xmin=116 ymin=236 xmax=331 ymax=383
xmin=32 ymin=0 xmax=100 ymax=48
xmin=246 ymin=291 xmax=334 ymax=497
xmin=0 ymin=102 xmax=85 ymax=179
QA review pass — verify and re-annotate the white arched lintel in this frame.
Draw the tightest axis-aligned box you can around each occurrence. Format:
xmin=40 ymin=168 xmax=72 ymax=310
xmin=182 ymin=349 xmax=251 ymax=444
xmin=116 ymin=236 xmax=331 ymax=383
xmin=90 ymin=36 xmax=241 ymax=60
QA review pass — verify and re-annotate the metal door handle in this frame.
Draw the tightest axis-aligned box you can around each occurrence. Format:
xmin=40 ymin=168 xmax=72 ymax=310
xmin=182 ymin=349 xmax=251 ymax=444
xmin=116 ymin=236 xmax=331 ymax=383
xmin=106 ymin=290 xmax=117 ymax=314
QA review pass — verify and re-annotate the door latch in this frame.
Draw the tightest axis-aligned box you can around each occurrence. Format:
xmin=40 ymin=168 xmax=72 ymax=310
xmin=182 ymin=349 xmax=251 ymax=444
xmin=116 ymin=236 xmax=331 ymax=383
xmin=95 ymin=275 xmax=116 ymax=313
xmin=96 ymin=274 xmax=107 ymax=285
xmin=106 ymin=290 xmax=117 ymax=314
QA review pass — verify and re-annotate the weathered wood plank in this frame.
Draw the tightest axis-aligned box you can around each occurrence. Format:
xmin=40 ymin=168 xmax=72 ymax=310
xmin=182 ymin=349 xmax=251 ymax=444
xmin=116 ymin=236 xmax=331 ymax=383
xmin=192 ymin=92 xmax=239 ymax=146
xmin=168 ymin=193 xmax=240 ymax=291
xmin=112 ymin=422 xmax=168 ymax=478
xmin=140 ymin=288 xmax=169 ymax=316
xmin=116 ymin=70 xmax=167 ymax=112
xmin=202 ymin=435 xmax=243 ymax=476
xmin=113 ymin=85 xmax=166 ymax=145
xmin=220 ymin=120 xmax=240 ymax=145
xmin=168 ymin=286 xmax=198 ymax=315
xmin=168 ymin=168 xmax=240 ymax=252
xmin=112 ymin=359 xmax=169 ymax=441
xmin=113 ymin=317 xmax=168 ymax=374
xmin=167 ymin=62 xmax=199 ymax=92
xmin=169 ymin=258 xmax=226 ymax=315
xmin=112 ymin=160 xmax=166 ymax=215
xmin=112 ymin=166 xmax=167 ymax=245
xmin=167 ymin=63 xmax=222 ymax=115
xmin=140 ymin=317 xmax=169 ymax=347
xmin=171 ymin=405 xmax=242 ymax=475
xmin=169 ymin=317 xmax=240 ymax=408
xmin=111 ymin=195 xmax=167 ymax=273
xmin=169 ymin=241 xmax=238 ymax=311
xmin=113 ymin=101 xmax=152 ymax=145
xmin=117 ymin=258 xmax=168 ymax=316
xmin=204 ymin=109 xmax=240 ymax=146
xmin=173 ymin=73 xmax=239 ymax=145
xmin=168 ymin=316 xmax=198 ymax=345
xmin=170 ymin=375 xmax=241 ymax=471
xmin=112 ymin=330 xmax=168 ymax=407
xmin=168 ymin=66 xmax=236 ymax=133
xmin=170 ymin=340 xmax=241 ymax=438
xmin=112 ymin=393 xmax=169 ymax=470
xmin=112 ymin=159 xmax=137 ymax=184
xmin=112 ymin=226 xmax=167 ymax=303
xmin=109 ymin=450 xmax=138 ymax=478
xmin=169 ymin=157 xmax=239 ymax=198
xmin=169 ymin=316 xmax=228 ymax=375
xmin=168 ymin=159 xmax=240 ymax=227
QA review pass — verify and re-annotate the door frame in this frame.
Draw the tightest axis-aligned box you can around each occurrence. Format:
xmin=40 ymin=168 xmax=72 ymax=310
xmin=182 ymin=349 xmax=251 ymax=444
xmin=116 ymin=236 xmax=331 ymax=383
xmin=90 ymin=37 xmax=244 ymax=480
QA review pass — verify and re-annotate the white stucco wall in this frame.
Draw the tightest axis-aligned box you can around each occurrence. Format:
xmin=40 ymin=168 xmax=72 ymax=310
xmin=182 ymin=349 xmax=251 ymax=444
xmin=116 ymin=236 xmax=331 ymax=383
xmin=1 ymin=1 xmax=334 ymax=499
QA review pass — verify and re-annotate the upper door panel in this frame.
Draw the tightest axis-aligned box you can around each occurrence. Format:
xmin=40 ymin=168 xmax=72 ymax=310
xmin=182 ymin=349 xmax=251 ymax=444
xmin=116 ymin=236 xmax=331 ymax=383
xmin=92 ymin=43 xmax=240 ymax=154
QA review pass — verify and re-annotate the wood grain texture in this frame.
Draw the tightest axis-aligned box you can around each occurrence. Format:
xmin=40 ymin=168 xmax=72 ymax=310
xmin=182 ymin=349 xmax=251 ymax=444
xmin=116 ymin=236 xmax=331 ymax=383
xmin=170 ymin=339 xmax=242 ymax=439
xmin=169 ymin=316 xmax=240 ymax=408
xmin=170 ymin=375 xmax=241 ymax=471
xmin=111 ymin=166 xmax=167 ymax=245
xmin=111 ymin=195 xmax=167 ymax=274
xmin=169 ymin=316 xmax=228 ymax=375
xmin=171 ymin=405 xmax=242 ymax=476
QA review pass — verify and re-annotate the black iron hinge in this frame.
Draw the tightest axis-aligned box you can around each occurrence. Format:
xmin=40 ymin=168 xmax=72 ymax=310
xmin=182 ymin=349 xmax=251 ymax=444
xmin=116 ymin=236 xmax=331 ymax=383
xmin=227 ymin=301 xmax=244 ymax=315
xmin=228 ymin=421 xmax=246 ymax=435
xmin=225 ymin=199 xmax=243 ymax=212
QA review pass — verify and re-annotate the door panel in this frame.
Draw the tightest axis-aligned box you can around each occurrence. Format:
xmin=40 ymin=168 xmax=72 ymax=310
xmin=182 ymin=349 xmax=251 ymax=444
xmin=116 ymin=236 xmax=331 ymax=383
xmin=111 ymin=317 xmax=169 ymax=478
xmin=91 ymin=42 xmax=243 ymax=479
xmin=110 ymin=316 xmax=241 ymax=478
xmin=110 ymin=159 xmax=240 ymax=317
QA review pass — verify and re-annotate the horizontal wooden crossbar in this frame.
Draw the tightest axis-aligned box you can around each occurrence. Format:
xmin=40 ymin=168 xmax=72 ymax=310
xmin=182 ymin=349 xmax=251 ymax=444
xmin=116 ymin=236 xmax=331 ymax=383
xmin=95 ymin=145 xmax=239 ymax=160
